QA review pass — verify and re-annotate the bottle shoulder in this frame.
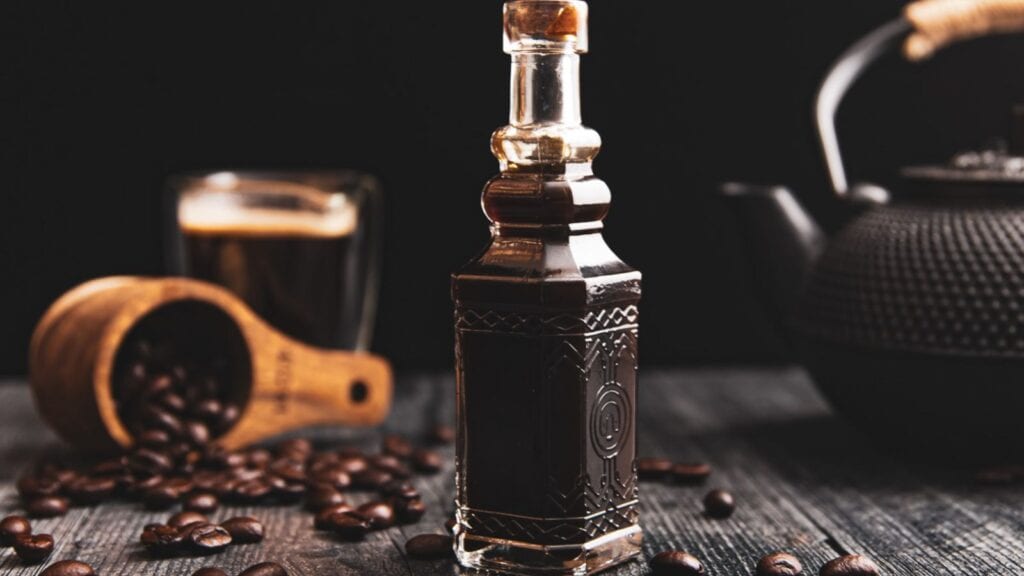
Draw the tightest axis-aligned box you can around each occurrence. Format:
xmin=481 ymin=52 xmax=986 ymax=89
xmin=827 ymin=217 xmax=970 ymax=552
xmin=453 ymin=230 xmax=641 ymax=308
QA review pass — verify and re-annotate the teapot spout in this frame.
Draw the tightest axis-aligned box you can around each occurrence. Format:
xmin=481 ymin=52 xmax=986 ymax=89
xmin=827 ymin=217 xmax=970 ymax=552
xmin=721 ymin=183 xmax=826 ymax=339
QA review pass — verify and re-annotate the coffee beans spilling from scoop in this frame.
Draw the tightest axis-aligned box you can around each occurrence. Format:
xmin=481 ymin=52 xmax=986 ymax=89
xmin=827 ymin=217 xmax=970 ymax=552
xmin=113 ymin=337 xmax=241 ymax=451
xmin=13 ymin=330 xmax=455 ymax=573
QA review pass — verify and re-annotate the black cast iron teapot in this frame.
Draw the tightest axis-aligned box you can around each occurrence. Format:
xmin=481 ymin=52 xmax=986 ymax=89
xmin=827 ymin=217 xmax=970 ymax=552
xmin=725 ymin=0 xmax=1024 ymax=463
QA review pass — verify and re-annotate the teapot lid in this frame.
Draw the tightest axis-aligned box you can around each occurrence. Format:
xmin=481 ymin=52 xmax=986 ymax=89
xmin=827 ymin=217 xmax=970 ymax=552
xmin=900 ymin=106 xmax=1024 ymax=194
xmin=902 ymin=147 xmax=1024 ymax=186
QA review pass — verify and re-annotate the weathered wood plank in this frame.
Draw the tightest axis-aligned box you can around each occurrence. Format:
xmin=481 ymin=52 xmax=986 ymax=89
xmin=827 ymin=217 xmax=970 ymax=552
xmin=671 ymin=368 xmax=1024 ymax=576
xmin=0 ymin=370 xmax=1022 ymax=575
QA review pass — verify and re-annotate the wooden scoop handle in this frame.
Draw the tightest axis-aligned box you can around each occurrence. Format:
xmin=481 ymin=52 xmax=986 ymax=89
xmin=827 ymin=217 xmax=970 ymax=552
xmin=218 ymin=335 xmax=392 ymax=449
xmin=905 ymin=0 xmax=1024 ymax=61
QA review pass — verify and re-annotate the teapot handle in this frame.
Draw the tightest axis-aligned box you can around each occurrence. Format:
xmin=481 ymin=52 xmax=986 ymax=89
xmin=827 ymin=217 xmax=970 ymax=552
xmin=816 ymin=0 xmax=1024 ymax=200
xmin=905 ymin=0 xmax=1024 ymax=61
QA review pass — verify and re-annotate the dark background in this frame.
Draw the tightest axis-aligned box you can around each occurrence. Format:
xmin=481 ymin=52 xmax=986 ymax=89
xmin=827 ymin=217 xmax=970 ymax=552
xmin=4 ymin=1 xmax=1024 ymax=374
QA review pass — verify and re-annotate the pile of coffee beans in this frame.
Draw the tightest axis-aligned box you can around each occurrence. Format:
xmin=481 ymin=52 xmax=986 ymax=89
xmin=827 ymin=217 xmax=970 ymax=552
xmin=140 ymin=513 xmax=263 ymax=557
xmin=13 ymin=417 xmax=452 ymax=570
xmin=113 ymin=338 xmax=242 ymax=450
xmin=649 ymin=550 xmax=880 ymax=576
xmin=1 ymin=515 xmax=55 ymax=564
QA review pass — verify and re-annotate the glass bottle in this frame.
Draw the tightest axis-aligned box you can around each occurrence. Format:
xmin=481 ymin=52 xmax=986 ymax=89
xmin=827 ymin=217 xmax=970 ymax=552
xmin=452 ymin=1 xmax=642 ymax=573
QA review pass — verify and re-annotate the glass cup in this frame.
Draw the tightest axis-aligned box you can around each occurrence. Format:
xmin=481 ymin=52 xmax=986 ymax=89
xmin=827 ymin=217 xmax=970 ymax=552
xmin=166 ymin=170 xmax=382 ymax=351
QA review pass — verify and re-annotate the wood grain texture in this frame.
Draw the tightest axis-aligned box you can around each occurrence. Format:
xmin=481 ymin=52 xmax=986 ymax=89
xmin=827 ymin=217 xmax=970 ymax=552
xmin=0 ymin=369 xmax=1022 ymax=575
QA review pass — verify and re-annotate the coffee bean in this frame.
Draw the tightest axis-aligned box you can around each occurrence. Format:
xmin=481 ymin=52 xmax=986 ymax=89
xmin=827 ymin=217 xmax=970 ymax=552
xmin=66 ymin=476 xmax=117 ymax=504
xmin=193 ymin=399 xmax=223 ymax=420
xmin=328 ymin=512 xmax=371 ymax=541
xmin=126 ymin=473 xmax=163 ymax=497
xmin=217 ymin=404 xmax=241 ymax=434
xmin=247 ymin=449 xmax=272 ymax=468
xmin=357 ymin=501 xmax=395 ymax=530
xmin=26 ymin=496 xmax=69 ymax=518
xmin=411 ymin=450 xmax=443 ymax=474
xmin=405 ymin=533 xmax=453 ymax=559
xmin=638 ymin=458 xmax=674 ymax=480
xmin=40 ymin=560 xmax=96 ymax=576
xmin=269 ymin=460 xmax=306 ymax=483
xmin=0 ymin=515 xmax=32 ymax=546
xmin=220 ymin=516 xmax=264 ymax=544
xmin=703 ymin=489 xmax=735 ymax=519
xmin=314 ymin=504 xmax=355 ymax=530
xmin=819 ymin=555 xmax=880 ymax=576
xmin=139 ymin=429 xmax=172 ymax=448
xmin=395 ymin=499 xmax=427 ymax=524
xmin=141 ymin=524 xmax=186 ymax=553
xmin=143 ymin=485 xmax=181 ymax=510
xmin=238 ymin=562 xmax=288 ymax=576
xmin=17 ymin=474 xmax=62 ymax=498
xmin=192 ymin=568 xmax=228 ymax=576
xmin=158 ymin=392 xmax=187 ymax=413
xmin=305 ymin=486 xmax=346 ymax=511
xmin=129 ymin=448 xmax=174 ymax=476
xmin=205 ymin=447 xmax=247 ymax=470
xmin=167 ymin=442 xmax=194 ymax=462
xmin=267 ymin=476 xmax=306 ymax=503
xmin=183 ymin=421 xmax=211 ymax=446
xmin=233 ymin=479 xmax=273 ymax=503
xmin=756 ymin=552 xmax=804 ymax=576
xmin=671 ymin=463 xmax=711 ymax=485
xmin=142 ymin=405 xmax=184 ymax=437
xmin=310 ymin=467 xmax=351 ymax=491
xmin=382 ymin=435 xmax=414 ymax=459
xmin=650 ymin=550 xmax=705 ymax=575
xmin=144 ymin=375 xmax=175 ymax=398
xmin=370 ymin=455 xmax=412 ymax=479
xmin=169 ymin=510 xmax=209 ymax=528
xmin=427 ymin=424 xmax=455 ymax=445
xmin=334 ymin=456 xmax=370 ymax=475
xmin=380 ymin=480 xmax=420 ymax=501
xmin=184 ymin=492 xmax=219 ymax=514
xmin=13 ymin=533 xmax=54 ymax=563
xmin=90 ymin=457 xmax=128 ymax=477
xmin=230 ymin=466 xmax=265 ymax=482
xmin=278 ymin=438 xmax=313 ymax=458
xmin=352 ymin=468 xmax=392 ymax=490
xmin=187 ymin=523 xmax=232 ymax=554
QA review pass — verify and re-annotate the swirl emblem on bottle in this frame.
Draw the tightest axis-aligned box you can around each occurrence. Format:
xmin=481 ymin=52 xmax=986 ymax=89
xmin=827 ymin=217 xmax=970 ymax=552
xmin=591 ymin=383 xmax=631 ymax=460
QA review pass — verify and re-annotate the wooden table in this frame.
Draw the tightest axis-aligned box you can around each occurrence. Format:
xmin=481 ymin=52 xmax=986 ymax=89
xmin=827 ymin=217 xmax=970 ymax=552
xmin=0 ymin=369 xmax=1020 ymax=575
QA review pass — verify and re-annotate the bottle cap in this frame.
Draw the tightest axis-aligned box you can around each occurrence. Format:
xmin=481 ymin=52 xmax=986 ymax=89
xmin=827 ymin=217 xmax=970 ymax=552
xmin=504 ymin=0 xmax=588 ymax=54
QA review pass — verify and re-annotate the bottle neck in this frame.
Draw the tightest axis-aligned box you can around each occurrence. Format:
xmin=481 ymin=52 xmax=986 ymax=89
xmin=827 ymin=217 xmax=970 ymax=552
xmin=510 ymin=52 xmax=582 ymax=128
xmin=492 ymin=50 xmax=600 ymax=172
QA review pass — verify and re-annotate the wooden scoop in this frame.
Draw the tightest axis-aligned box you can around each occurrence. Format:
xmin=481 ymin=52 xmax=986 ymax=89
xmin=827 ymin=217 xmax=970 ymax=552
xmin=29 ymin=277 xmax=393 ymax=453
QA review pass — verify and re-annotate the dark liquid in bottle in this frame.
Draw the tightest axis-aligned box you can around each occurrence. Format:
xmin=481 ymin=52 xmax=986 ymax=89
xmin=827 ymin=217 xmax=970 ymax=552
xmin=454 ymin=180 xmax=642 ymax=559
xmin=181 ymin=210 xmax=357 ymax=349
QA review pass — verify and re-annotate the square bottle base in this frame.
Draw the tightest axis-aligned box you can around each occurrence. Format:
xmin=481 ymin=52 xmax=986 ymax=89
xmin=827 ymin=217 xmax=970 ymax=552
xmin=455 ymin=525 xmax=643 ymax=575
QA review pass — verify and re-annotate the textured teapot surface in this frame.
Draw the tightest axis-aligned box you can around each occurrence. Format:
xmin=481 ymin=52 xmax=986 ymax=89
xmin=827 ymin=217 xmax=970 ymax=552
xmin=798 ymin=196 xmax=1024 ymax=359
